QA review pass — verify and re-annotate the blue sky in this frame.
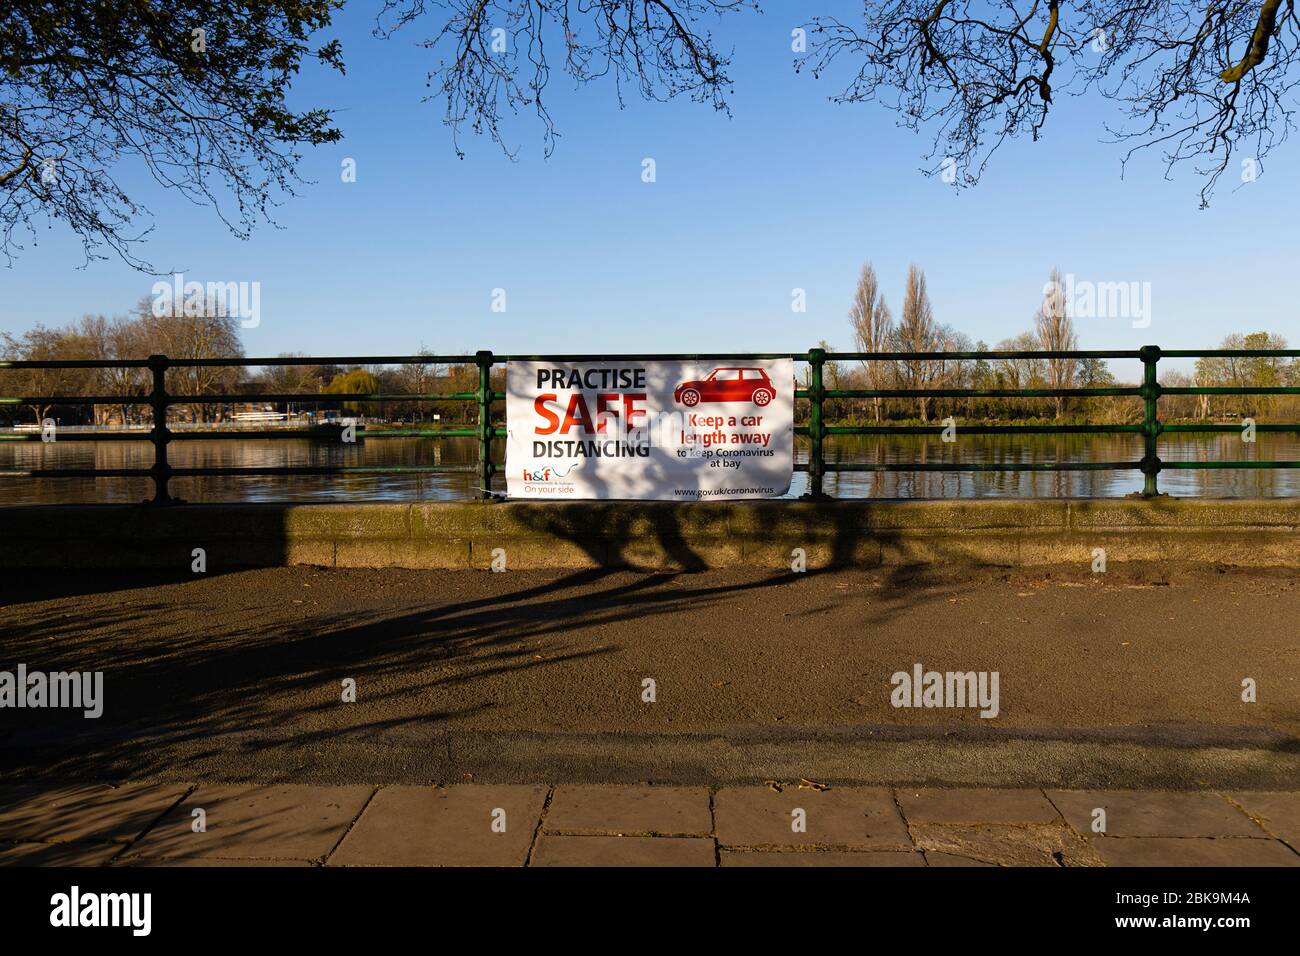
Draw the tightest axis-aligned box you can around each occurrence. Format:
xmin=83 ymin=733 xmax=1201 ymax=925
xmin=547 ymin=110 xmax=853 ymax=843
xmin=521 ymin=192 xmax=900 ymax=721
xmin=2 ymin=0 xmax=1297 ymax=371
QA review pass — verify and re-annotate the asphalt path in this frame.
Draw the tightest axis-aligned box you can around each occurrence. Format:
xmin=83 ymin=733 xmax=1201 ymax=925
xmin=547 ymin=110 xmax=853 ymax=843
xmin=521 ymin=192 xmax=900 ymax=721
xmin=2 ymin=563 xmax=1297 ymax=788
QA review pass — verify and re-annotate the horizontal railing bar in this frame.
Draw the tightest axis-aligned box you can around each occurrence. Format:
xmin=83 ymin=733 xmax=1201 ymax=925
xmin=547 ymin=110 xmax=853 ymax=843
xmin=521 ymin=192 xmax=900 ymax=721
xmin=0 ymin=431 xmax=153 ymax=442
xmin=1160 ymin=386 xmax=1300 ymax=395
xmin=341 ymin=428 xmax=488 ymax=438
xmin=1159 ymin=350 xmax=1300 ymax=358
xmin=166 ymin=355 xmax=479 ymax=367
xmin=1160 ymin=423 xmax=1300 ymax=432
xmin=170 ymin=429 xmax=504 ymax=442
xmin=495 ymin=353 xmax=801 ymax=362
xmin=168 ymin=393 xmax=483 ymax=403
xmin=1 ymin=391 xmax=507 ymax=405
xmin=0 ymin=468 xmax=153 ymax=478
xmin=820 ymin=461 xmax=1141 ymax=473
xmin=814 ymin=387 xmax=1142 ymax=399
xmin=827 ymin=350 xmax=1142 ymax=361
xmin=0 ymin=427 xmax=501 ymax=442
xmin=169 ymin=466 xmax=481 ymax=476
xmin=499 ymin=350 xmax=1141 ymax=362
xmin=0 ymin=396 xmax=147 ymax=406
xmin=0 ymin=359 xmax=152 ymax=370
xmin=1157 ymin=460 xmax=1300 ymax=470
xmin=0 ymin=356 xmax=478 ymax=370
xmin=27 ymin=462 xmax=1290 ymax=478
xmin=803 ymin=424 xmax=1145 ymax=436
xmin=0 ymin=465 xmax=486 ymax=479
xmin=160 ymin=430 xmax=392 ymax=442
xmin=164 ymin=429 xmax=352 ymax=441
xmin=165 ymin=428 xmax=503 ymax=441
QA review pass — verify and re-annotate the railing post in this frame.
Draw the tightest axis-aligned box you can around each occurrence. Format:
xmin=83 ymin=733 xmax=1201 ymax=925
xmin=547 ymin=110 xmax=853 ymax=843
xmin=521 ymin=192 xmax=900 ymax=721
xmin=1139 ymin=344 xmax=1162 ymax=498
xmin=807 ymin=347 xmax=826 ymax=499
xmin=475 ymin=350 xmax=495 ymax=500
xmin=147 ymin=354 xmax=173 ymax=504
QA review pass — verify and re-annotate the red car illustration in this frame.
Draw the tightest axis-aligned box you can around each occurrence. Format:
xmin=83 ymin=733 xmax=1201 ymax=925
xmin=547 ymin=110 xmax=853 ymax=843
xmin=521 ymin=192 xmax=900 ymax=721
xmin=674 ymin=367 xmax=776 ymax=407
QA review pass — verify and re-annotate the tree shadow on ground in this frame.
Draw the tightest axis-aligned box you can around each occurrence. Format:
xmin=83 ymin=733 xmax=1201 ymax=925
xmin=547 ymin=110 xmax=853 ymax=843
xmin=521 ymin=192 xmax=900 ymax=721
xmin=0 ymin=559 xmax=863 ymax=781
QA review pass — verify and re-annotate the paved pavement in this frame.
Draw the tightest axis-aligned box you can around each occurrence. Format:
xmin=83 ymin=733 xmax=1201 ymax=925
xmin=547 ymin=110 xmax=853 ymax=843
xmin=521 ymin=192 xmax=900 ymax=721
xmin=1 ymin=564 xmax=1297 ymax=787
xmin=0 ymin=783 xmax=1296 ymax=867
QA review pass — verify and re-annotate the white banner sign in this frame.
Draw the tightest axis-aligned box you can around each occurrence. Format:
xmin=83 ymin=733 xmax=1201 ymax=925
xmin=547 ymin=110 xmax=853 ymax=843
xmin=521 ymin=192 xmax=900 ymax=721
xmin=505 ymin=359 xmax=794 ymax=500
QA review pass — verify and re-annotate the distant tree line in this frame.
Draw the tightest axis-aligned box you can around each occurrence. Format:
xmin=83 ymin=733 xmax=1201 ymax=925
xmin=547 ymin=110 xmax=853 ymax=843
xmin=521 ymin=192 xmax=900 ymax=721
xmin=0 ymin=301 xmax=490 ymax=427
xmin=2 ymin=286 xmax=1294 ymax=428
xmin=812 ymin=263 xmax=1298 ymax=425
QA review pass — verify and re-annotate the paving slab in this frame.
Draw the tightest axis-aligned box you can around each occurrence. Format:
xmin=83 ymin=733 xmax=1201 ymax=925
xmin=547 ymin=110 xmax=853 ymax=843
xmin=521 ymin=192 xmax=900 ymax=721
xmin=0 ymin=784 xmax=191 ymax=844
xmin=1227 ymin=792 xmax=1300 ymax=846
xmin=0 ymin=841 xmax=123 ymax=867
xmin=1090 ymin=837 xmax=1299 ymax=867
xmin=911 ymin=824 xmax=1102 ymax=867
xmin=544 ymin=785 xmax=710 ymax=836
xmin=124 ymin=784 xmax=373 ymax=862
xmin=897 ymin=788 xmax=1060 ymax=824
xmin=1049 ymin=790 xmax=1265 ymax=838
xmin=714 ymin=787 xmax=910 ymax=848
xmin=722 ymin=850 xmax=926 ymax=867
xmin=531 ymin=835 xmax=715 ymax=867
xmin=328 ymin=785 xmax=546 ymax=866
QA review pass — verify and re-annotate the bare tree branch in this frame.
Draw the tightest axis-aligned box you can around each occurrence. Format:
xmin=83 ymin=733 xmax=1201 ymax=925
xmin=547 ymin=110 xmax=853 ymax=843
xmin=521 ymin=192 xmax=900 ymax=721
xmin=0 ymin=1 xmax=345 ymax=270
xmin=804 ymin=0 xmax=1300 ymax=204
xmin=375 ymin=0 xmax=754 ymax=157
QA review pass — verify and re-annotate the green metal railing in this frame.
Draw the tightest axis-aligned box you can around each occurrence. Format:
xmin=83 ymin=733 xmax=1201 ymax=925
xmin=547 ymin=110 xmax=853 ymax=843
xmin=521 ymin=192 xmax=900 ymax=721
xmin=1 ymin=346 xmax=1297 ymax=503
xmin=0 ymin=352 xmax=501 ymax=504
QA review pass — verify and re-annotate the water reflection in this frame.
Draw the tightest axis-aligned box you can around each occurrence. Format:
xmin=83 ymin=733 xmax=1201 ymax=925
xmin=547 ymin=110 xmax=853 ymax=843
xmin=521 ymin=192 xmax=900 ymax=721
xmin=0 ymin=433 xmax=1296 ymax=503
xmin=809 ymin=433 xmax=1300 ymax=498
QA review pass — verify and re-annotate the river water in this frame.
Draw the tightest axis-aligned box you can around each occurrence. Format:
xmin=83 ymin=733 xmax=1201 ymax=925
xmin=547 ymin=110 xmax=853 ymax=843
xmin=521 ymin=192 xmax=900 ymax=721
xmin=1 ymin=433 xmax=1296 ymax=504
